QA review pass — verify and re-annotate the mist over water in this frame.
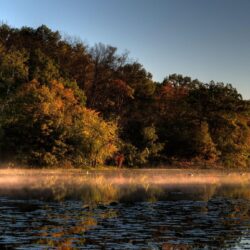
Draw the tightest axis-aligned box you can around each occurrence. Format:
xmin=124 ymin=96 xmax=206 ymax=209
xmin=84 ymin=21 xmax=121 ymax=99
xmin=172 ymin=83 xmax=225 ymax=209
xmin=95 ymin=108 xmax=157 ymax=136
xmin=0 ymin=169 xmax=249 ymax=249
xmin=0 ymin=169 xmax=249 ymax=202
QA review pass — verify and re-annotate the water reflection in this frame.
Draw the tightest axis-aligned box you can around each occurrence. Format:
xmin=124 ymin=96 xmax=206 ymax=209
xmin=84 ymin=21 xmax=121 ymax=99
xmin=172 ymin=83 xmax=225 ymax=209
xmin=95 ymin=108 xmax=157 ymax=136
xmin=0 ymin=169 xmax=249 ymax=249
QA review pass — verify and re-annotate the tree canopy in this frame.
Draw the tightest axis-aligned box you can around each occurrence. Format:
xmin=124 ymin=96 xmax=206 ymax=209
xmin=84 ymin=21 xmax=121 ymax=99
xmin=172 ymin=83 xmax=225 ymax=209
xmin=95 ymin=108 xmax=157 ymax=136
xmin=0 ymin=24 xmax=249 ymax=168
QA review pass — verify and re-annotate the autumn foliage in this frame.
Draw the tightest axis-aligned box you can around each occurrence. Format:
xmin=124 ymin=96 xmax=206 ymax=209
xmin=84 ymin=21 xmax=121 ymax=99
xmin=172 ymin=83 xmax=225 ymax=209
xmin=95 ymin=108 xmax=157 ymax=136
xmin=0 ymin=24 xmax=249 ymax=168
xmin=0 ymin=80 xmax=118 ymax=166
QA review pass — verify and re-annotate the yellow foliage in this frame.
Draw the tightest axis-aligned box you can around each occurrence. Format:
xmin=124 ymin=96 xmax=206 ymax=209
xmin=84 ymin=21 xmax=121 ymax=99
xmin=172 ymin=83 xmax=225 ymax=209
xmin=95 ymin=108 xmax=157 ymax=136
xmin=2 ymin=79 xmax=119 ymax=167
xmin=79 ymin=108 xmax=118 ymax=166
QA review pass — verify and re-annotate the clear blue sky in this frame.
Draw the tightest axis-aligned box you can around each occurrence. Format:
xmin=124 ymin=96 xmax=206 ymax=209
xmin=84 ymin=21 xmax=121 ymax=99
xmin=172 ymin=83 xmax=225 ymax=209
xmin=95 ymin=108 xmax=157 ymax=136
xmin=0 ymin=0 xmax=250 ymax=99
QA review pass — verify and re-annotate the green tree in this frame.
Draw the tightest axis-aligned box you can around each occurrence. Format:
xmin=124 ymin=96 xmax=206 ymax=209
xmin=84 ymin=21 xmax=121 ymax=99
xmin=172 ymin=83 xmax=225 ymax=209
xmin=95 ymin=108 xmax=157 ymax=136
xmin=187 ymin=81 xmax=250 ymax=167
xmin=0 ymin=45 xmax=28 ymax=96
xmin=28 ymin=49 xmax=60 ymax=83
xmin=196 ymin=121 xmax=218 ymax=161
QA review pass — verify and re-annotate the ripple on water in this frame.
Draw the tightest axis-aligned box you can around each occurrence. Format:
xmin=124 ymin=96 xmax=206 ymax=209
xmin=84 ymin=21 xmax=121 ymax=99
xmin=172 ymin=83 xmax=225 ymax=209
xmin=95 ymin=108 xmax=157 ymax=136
xmin=1 ymin=196 xmax=249 ymax=249
xmin=0 ymin=169 xmax=250 ymax=249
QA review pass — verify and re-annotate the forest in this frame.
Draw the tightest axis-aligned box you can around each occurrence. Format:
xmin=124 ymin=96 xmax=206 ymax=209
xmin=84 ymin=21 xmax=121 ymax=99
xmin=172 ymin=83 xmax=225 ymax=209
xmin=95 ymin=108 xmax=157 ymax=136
xmin=0 ymin=24 xmax=249 ymax=168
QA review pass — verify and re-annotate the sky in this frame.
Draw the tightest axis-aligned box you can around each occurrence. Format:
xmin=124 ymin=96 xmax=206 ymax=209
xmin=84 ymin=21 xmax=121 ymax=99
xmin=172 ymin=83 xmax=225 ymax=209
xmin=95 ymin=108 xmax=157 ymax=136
xmin=0 ymin=0 xmax=250 ymax=99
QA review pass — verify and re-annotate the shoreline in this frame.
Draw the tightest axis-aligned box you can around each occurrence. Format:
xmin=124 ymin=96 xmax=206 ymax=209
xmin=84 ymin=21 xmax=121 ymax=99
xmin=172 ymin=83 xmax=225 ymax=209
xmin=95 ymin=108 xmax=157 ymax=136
xmin=0 ymin=161 xmax=249 ymax=171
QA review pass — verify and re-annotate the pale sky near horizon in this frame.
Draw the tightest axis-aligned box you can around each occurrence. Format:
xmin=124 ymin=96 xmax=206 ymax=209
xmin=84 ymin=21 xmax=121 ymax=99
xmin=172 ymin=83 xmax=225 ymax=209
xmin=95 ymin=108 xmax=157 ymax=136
xmin=0 ymin=0 xmax=249 ymax=99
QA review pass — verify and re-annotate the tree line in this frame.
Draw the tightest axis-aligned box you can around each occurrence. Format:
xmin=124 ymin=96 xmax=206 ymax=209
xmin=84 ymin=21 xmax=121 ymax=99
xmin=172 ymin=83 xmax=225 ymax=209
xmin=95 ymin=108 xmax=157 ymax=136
xmin=0 ymin=24 xmax=249 ymax=168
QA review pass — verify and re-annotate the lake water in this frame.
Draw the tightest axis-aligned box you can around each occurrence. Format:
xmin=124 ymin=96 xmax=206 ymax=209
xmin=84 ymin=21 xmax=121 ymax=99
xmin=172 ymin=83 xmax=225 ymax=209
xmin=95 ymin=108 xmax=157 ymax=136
xmin=0 ymin=169 xmax=249 ymax=249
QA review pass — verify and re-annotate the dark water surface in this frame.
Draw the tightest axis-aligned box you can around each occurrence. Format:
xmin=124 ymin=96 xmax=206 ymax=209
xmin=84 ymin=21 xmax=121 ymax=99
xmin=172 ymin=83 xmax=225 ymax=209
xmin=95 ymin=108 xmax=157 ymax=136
xmin=0 ymin=169 xmax=249 ymax=249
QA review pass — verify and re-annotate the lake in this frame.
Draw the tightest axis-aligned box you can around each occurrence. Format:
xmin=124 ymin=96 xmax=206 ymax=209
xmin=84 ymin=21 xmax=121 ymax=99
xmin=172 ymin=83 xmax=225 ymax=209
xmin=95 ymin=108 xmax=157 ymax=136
xmin=0 ymin=169 xmax=249 ymax=249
